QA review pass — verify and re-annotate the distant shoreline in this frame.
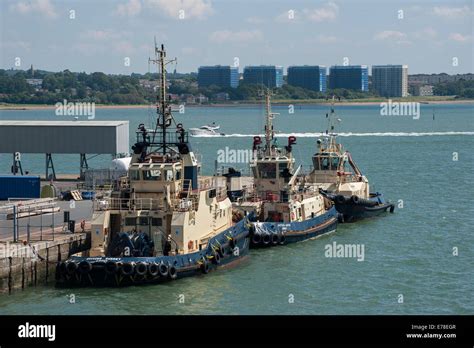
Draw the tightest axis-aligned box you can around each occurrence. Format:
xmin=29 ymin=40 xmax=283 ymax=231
xmin=1 ymin=99 xmax=473 ymax=111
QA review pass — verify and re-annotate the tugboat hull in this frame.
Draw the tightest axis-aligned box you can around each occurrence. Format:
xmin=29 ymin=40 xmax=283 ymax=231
xmin=331 ymin=192 xmax=395 ymax=222
xmin=249 ymin=206 xmax=338 ymax=248
xmin=56 ymin=218 xmax=250 ymax=287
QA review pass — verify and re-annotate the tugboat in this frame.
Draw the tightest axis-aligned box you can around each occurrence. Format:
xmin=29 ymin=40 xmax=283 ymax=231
xmin=56 ymin=44 xmax=251 ymax=287
xmin=233 ymin=90 xmax=338 ymax=247
xmin=307 ymin=97 xmax=395 ymax=222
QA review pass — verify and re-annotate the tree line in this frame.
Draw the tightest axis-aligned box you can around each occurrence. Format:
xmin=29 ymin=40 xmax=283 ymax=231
xmin=1 ymin=69 xmax=473 ymax=105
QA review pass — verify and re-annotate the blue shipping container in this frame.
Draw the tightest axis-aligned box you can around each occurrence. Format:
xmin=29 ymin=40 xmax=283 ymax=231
xmin=0 ymin=176 xmax=41 ymax=200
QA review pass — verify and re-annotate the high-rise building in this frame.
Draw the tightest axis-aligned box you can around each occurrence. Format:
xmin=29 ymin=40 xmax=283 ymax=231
xmin=197 ymin=66 xmax=239 ymax=88
xmin=287 ymin=66 xmax=327 ymax=92
xmin=372 ymin=65 xmax=408 ymax=97
xmin=329 ymin=65 xmax=369 ymax=91
xmin=243 ymin=66 xmax=284 ymax=88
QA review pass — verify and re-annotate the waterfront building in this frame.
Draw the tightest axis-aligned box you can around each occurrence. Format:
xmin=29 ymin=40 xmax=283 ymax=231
xmin=287 ymin=66 xmax=327 ymax=92
xmin=197 ymin=66 xmax=239 ymax=88
xmin=243 ymin=66 xmax=284 ymax=88
xmin=372 ymin=65 xmax=408 ymax=97
xmin=329 ymin=65 xmax=369 ymax=91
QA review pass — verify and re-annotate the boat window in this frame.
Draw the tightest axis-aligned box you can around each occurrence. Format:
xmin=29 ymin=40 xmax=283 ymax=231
xmin=151 ymin=218 xmax=162 ymax=226
xmin=125 ymin=217 xmax=136 ymax=226
xmin=130 ymin=170 xmax=140 ymax=181
xmin=331 ymin=157 xmax=340 ymax=170
xmin=258 ymin=163 xmax=276 ymax=179
xmin=321 ymin=157 xmax=330 ymax=170
xmin=165 ymin=169 xmax=174 ymax=181
xmin=138 ymin=217 xmax=149 ymax=226
xmin=143 ymin=170 xmax=161 ymax=180
xmin=279 ymin=163 xmax=291 ymax=179
xmin=175 ymin=170 xmax=181 ymax=180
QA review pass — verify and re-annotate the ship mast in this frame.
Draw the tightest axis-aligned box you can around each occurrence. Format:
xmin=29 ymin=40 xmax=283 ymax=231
xmin=263 ymin=89 xmax=278 ymax=156
xmin=149 ymin=41 xmax=177 ymax=155
xmin=325 ymin=95 xmax=340 ymax=152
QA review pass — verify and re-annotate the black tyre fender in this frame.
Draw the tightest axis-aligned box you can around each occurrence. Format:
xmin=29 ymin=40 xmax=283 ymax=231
xmin=278 ymin=233 xmax=286 ymax=245
xmin=271 ymin=233 xmax=279 ymax=245
xmin=121 ymin=262 xmax=135 ymax=276
xmin=213 ymin=252 xmax=221 ymax=265
xmin=58 ymin=261 xmax=67 ymax=275
xmin=78 ymin=260 xmax=92 ymax=274
xmin=135 ymin=262 xmax=148 ymax=276
xmin=335 ymin=195 xmax=346 ymax=205
xmin=200 ymin=257 xmax=210 ymax=274
xmin=66 ymin=261 xmax=78 ymax=275
xmin=105 ymin=260 xmax=118 ymax=274
xmin=262 ymin=233 xmax=271 ymax=245
xmin=159 ymin=262 xmax=169 ymax=277
xmin=350 ymin=195 xmax=360 ymax=205
xmin=252 ymin=233 xmax=261 ymax=245
xmin=148 ymin=262 xmax=160 ymax=277
xmin=168 ymin=265 xmax=178 ymax=280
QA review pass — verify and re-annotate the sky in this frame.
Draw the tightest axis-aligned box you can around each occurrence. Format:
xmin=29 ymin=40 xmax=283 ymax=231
xmin=0 ymin=0 xmax=473 ymax=75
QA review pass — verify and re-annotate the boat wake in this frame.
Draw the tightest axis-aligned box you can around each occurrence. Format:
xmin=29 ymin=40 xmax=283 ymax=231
xmin=192 ymin=131 xmax=474 ymax=138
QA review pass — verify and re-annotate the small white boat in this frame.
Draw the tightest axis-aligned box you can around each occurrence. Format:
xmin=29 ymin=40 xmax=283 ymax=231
xmin=189 ymin=123 xmax=224 ymax=136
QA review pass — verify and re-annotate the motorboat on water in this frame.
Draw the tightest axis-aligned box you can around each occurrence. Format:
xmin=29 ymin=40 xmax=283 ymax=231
xmin=189 ymin=123 xmax=224 ymax=136
xmin=306 ymin=97 xmax=395 ymax=222
xmin=56 ymin=44 xmax=251 ymax=287
xmin=232 ymin=90 xmax=338 ymax=248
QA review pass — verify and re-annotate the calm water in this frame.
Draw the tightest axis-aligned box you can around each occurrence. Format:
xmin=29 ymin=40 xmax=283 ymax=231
xmin=0 ymin=103 xmax=473 ymax=314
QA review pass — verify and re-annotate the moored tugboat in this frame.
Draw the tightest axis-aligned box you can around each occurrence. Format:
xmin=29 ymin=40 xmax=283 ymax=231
xmin=307 ymin=97 xmax=395 ymax=222
xmin=56 ymin=44 xmax=251 ymax=287
xmin=233 ymin=90 xmax=338 ymax=248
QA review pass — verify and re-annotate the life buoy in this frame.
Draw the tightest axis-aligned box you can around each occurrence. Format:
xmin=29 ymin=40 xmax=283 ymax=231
xmin=188 ymin=240 xmax=194 ymax=250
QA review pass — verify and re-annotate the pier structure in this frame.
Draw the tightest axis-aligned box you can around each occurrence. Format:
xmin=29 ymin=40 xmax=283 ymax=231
xmin=0 ymin=120 xmax=129 ymax=180
xmin=0 ymin=199 xmax=93 ymax=293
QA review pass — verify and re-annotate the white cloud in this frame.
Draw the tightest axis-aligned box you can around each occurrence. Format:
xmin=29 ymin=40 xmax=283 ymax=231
xmin=374 ymin=30 xmax=406 ymax=41
xmin=374 ymin=30 xmax=412 ymax=45
xmin=81 ymin=30 xmax=120 ymax=41
xmin=115 ymin=0 xmax=142 ymax=17
xmin=304 ymin=2 xmax=339 ymax=22
xmin=209 ymin=30 xmax=263 ymax=44
xmin=145 ymin=0 xmax=214 ymax=20
xmin=449 ymin=33 xmax=471 ymax=42
xmin=433 ymin=6 xmax=471 ymax=19
xmin=10 ymin=0 xmax=57 ymax=18
xmin=413 ymin=27 xmax=437 ymax=40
